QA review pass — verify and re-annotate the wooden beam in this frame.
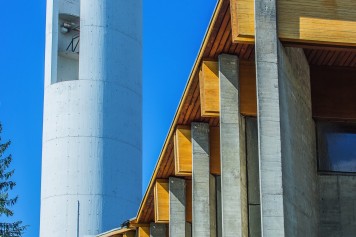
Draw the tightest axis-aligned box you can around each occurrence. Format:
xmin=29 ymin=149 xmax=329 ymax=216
xmin=230 ymin=0 xmax=255 ymax=44
xmin=311 ymin=66 xmax=356 ymax=120
xmin=240 ymin=61 xmax=257 ymax=116
xmin=123 ymin=231 xmax=135 ymax=237
xmin=174 ymin=126 xmax=222 ymax=177
xmin=154 ymin=179 xmax=169 ymax=223
xmin=210 ymin=127 xmax=221 ymax=175
xmin=230 ymin=0 xmax=356 ymax=47
xmin=199 ymin=60 xmax=257 ymax=118
xmin=137 ymin=227 xmax=150 ymax=237
xmin=199 ymin=61 xmax=220 ymax=117
xmin=174 ymin=126 xmax=192 ymax=176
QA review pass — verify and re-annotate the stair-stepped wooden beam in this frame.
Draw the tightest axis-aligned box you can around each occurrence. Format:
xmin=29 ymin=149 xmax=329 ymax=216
xmin=230 ymin=0 xmax=356 ymax=46
xmin=174 ymin=126 xmax=222 ymax=176
xmin=199 ymin=61 xmax=220 ymax=117
xmin=137 ymin=227 xmax=150 ymax=237
xmin=154 ymin=179 xmax=169 ymax=223
xmin=199 ymin=60 xmax=257 ymax=118
xmin=174 ymin=126 xmax=192 ymax=176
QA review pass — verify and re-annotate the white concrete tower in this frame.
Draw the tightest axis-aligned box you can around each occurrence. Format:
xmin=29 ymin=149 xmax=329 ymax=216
xmin=40 ymin=0 xmax=142 ymax=236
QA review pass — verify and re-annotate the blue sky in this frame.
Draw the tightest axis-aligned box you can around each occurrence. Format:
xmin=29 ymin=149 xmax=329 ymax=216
xmin=0 ymin=0 xmax=216 ymax=236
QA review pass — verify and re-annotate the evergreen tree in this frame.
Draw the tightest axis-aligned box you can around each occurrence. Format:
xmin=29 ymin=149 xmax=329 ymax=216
xmin=0 ymin=123 xmax=26 ymax=237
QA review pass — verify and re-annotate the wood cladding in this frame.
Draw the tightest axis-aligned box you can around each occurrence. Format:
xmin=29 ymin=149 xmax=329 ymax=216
xmin=210 ymin=127 xmax=221 ymax=175
xmin=200 ymin=61 xmax=220 ymax=117
xmin=240 ymin=61 xmax=257 ymax=116
xmin=311 ymin=66 xmax=356 ymax=120
xmin=136 ymin=227 xmax=150 ymax=237
xmin=199 ymin=60 xmax=257 ymax=117
xmin=154 ymin=179 xmax=169 ymax=223
xmin=123 ymin=232 xmax=135 ymax=237
xmin=230 ymin=0 xmax=356 ymax=46
xmin=174 ymin=126 xmax=222 ymax=176
xmin=174 ymin=126 xmax=192 ymax=176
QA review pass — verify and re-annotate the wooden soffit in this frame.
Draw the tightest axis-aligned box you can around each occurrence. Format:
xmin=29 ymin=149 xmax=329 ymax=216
xmin=230 ymin=0 xmax=356 ymax=47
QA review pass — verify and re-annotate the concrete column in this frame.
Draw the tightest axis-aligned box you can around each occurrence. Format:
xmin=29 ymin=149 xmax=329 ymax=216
xmin=210 ymin=174 xmax=217 ymax=237
xmin=185 ymin=223 xmax=192 ymax=237
xmin=254 ymin=0 xmax=284 ymax=234
xmin=191 ymin=122 xmax=213 ymax=237
xmin=255 ymin=1 xmax=318 ymax=236
xmin=218 ymin=54 xmax=247 ymax=237
xmin=169 ymin=177 xmax=186 ymax=237
xmin=216 ymin=176 xmax=222 ymax=237
xmin=150 ymin=223 xmax=166 ymax=237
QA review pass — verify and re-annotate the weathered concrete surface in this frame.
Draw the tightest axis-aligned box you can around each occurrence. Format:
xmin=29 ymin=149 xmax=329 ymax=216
xmin=186 ymin=222 xmax=192 ymax=237
xmin=218 ymin=54 xmax=248 ymax=237
xmin=216 ymin=176 xmax=222 ymax=237
xmin=191 ymin=122 xmax=213 ymax=237
xmin=255 ymin=0 xmax=318 ymax=236
xmin=150 ymin=223 xmax=166 ymax=237
xmin=246 ymin=118 xmax=261 ymax=237
xmin=210 ymin=174 xmax=217 ymax=237
xmin=254 ymin=0 xmax=285 ymax=235
xmin=319 ymin=175 xmax=356 ymax=236
xmin=278 ymin=46 xmax=318 ymax=237
xmin=169 ymin=177 xmax=186 ymax=237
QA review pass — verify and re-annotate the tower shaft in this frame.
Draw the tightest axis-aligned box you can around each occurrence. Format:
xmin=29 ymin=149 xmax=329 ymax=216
xmin=40 ymin=0 xmax=142 ymax=236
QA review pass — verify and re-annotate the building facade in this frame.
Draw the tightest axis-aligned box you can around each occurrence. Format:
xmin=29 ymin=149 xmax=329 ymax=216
xmin=99 ymin=0 xmax=356 ymax=236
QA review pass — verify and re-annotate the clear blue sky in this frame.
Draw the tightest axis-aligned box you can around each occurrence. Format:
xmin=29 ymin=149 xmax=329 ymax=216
xmin=0 ymin=0 xmax=216 ymax=236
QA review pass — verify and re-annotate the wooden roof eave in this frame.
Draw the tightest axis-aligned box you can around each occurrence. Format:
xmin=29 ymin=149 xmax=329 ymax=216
xmin=97 ymin=227 xmax=135 ymax=237
xmin=136 ymin=0 xmax=225 ymax=223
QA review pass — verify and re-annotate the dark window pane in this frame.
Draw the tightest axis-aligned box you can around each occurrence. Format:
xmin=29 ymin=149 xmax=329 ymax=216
xmin=317 ymin=122 xmax=356 ymax=173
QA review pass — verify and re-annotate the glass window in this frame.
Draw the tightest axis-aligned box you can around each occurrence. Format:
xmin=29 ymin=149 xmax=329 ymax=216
xmin=317 ymin=121 xmax=356 ymax=173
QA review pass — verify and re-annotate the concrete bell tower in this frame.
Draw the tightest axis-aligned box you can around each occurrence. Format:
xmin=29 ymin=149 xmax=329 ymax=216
xmin=40 ymin=0 xmax=142 ymax=236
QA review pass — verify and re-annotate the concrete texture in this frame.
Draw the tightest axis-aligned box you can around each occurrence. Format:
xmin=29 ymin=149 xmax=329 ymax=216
xmin=169 ymin=177 xmax=186 ymax=237
xmin=150 ymin=223 xmax=166 ymax=237
xmin=278 ymin=46 xmax=318 ymax=237
xmin=246 ymin=118 xmax=261 ymax=237
xmin=209 ymin=174 xmax=217 ymax=237
xmin=191 ymin=122 xmax=212 ymax=237
xmin=255 ymin=0 xmax=318 ymax=235
xmin=216 ymin=176 xmax=222 ymax=237
xmin=41 ymin=0 xmax=142 ymax=236
xmin=319 ymin=175 xmax=356 ymax=236
xmin=254 ymin=0 xmax=285 ymax=235
xmin=218 ymin=54 xmax=247 ymax=237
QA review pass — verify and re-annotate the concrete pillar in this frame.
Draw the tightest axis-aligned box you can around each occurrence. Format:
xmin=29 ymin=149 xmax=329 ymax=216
xmin=254 ymin=0 xmax=285 ymax=235
xmin=169 ymin=177 xmax=186 ymax=237
xmin=210 ymin=174 xmax=217 ymax=237
xmin=150 ymin=223 xmax=166 ymax=237
xmin=216 ymin=176 xmax=222 ymax=237
xmin=218 ymin=54 xmax=247 ymax=237
xmin=246 ymin=118 xmax=261 ymax=237
xmin=191 ymin=122 xmax=214 ymax=237
xmin=186 ymin=223 xmax=192 ymax=237
xmin=255 ymin=1 xmax=318 ymax=236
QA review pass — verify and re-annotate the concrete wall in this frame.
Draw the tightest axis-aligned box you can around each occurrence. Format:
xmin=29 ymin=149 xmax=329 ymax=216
xmin=278 ymin=45 xmax=319 ymax=236
xmin=319 ymin=175 xmax=356 ymax=236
